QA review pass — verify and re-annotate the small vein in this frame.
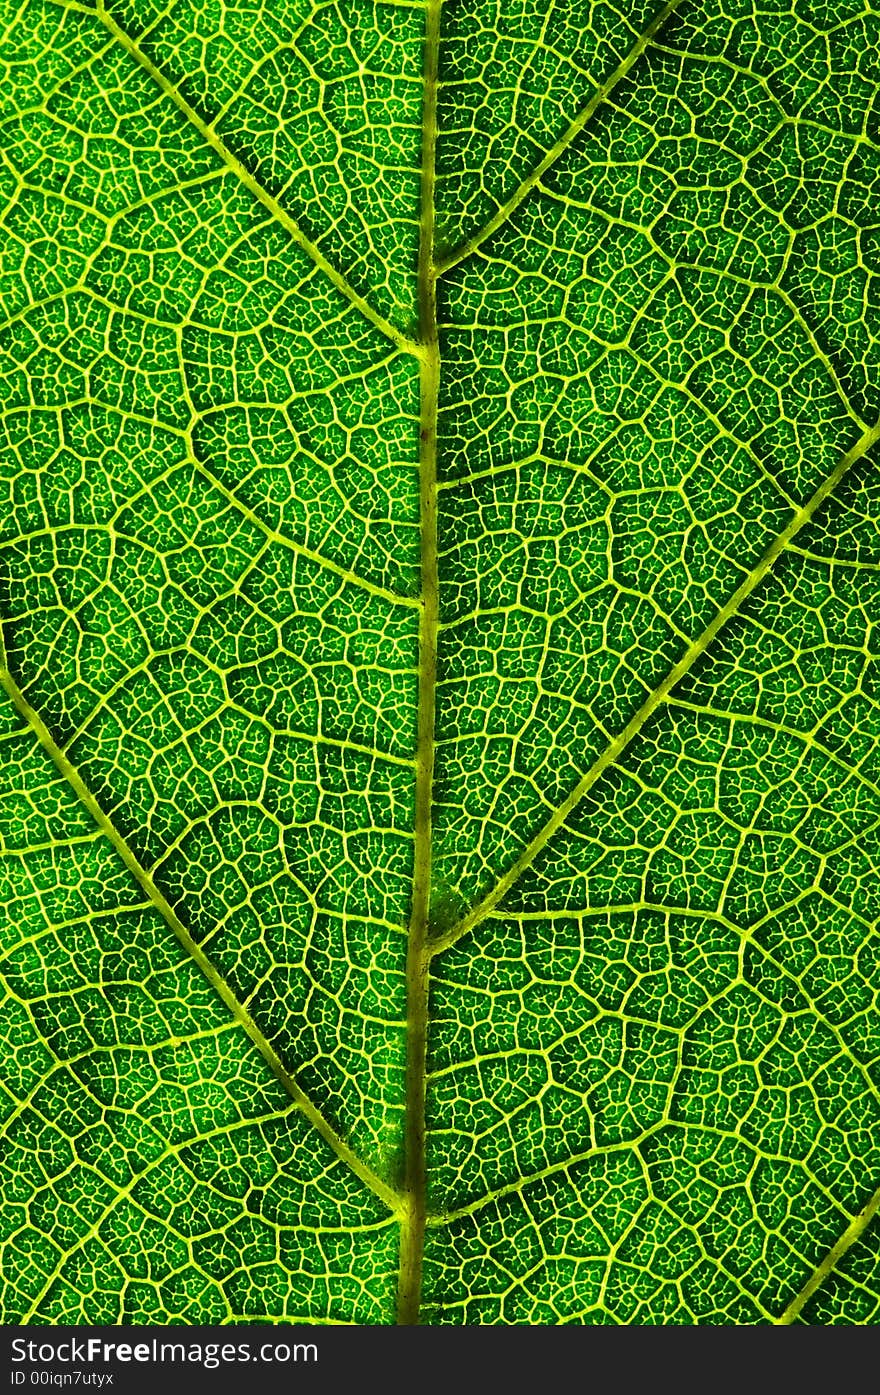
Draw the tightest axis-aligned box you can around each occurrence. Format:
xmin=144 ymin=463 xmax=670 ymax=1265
xmin=75 ymin=0 xmax=420 ymax=358
xmin=186 ymin=451 xmax=421 ymax=610
xmin=666 ymin=697 xmax=880 ymax=807
xmin=434 ymin=0 xmax=683 ymax=276
xmin=431 ymin=419 xmax=880 ymax=957
xmin=540 ymin=179 xmax=868 ymax=434
xmin=0 ymin=644 xmax=402 ymax=1218
xmin=16 ymin=1101 xmax=396 ymax=1324
xmin=426 ymin=1125 xmax=668 ymax=1226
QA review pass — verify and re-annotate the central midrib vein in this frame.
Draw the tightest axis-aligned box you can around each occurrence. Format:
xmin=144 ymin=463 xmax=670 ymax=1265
xmin=397 ymin=0 xmax=442 ymax=1328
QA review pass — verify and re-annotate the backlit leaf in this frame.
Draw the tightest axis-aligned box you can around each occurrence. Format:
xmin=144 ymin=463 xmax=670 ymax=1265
xmin=2 ymin=0 xmax=880 ymax=1325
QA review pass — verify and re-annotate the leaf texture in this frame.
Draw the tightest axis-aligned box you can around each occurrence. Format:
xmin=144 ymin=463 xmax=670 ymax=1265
xmin=2 ymin=0 xmax=880 ymax=1325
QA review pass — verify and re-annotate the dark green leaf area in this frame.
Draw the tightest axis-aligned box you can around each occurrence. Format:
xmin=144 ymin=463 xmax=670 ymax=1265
xmin=432 ymin=99 xmax=860 ymax=914
xmin=798 ymin=1220 xmax=880 ymax=1324
xmin=3 ymin=0 xmax=880 ymax=1328
xmin=0 ymin=0 xmax=425 ymax=1178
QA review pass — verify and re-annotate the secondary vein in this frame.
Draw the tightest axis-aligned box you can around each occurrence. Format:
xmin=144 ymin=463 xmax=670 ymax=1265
xmin=0 ymin=647 xmax=401 ymax=1218
xmin=777 ymin=1181 xmax=880 ymax=1323
xmin=185 ymin=452 xmax=421 ymax=610
xmin=86 ymin=0 xmax=420 ymax=358
xmin=434 ymin=0 xmax=684 ymax=276
xmin=430 ymin=419 xmax=880 ymax=957
xmin=396 ymin=0 xmax=442 ymax=1330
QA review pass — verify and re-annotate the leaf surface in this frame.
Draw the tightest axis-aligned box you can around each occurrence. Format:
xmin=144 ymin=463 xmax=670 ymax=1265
xmin=2 ymin=0 xmax=880 ymax=1325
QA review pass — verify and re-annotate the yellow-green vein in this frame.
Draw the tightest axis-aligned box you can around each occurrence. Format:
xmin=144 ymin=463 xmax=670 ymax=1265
xmin=397 ymin=0 xmax=442 ymax=1329
xmin=434 ymin=0 xmax=683 ymax=276
xmin=430 ymin=419 xmax=880 ymax=957
xmin=80 ymin=0 xmax=421 ymax=358
xmin=0 ymin=640 xmax=402 ymax=1218
xmin=777 ymin=1182 xmax=880 ymax=1324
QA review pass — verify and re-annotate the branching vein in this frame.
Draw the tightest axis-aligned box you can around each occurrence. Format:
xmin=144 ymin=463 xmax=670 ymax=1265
xmin=0 ymin=642 xmax=401 ymax=1218
xmin=435 ymin=0 xmax=684 ymax=275
xmin=78 ymin=0 xmax=421 ymax=357
xmin=431 ymin=420 xmax=880 ymax=957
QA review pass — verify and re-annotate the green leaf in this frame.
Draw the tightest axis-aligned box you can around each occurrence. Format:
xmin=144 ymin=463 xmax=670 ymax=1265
xmin=1 ymin=0 xmax=880 ymax=1326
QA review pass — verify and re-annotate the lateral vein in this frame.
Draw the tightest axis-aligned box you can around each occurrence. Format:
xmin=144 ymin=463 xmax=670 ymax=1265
xmin=776 ymin=1181 xmax=880 ymax=1323
xmin=84 ymin=0 xmax=420 ymax=357
xmin=434 ymin=0 xmax=683 ymax=276
xmin=0 ymin=650 xmax=401 ymax=1217
xmin=430 ymin=420 xmax=880 ymax=957
xmin=186 ymin=453 xmax=421 ymax=609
